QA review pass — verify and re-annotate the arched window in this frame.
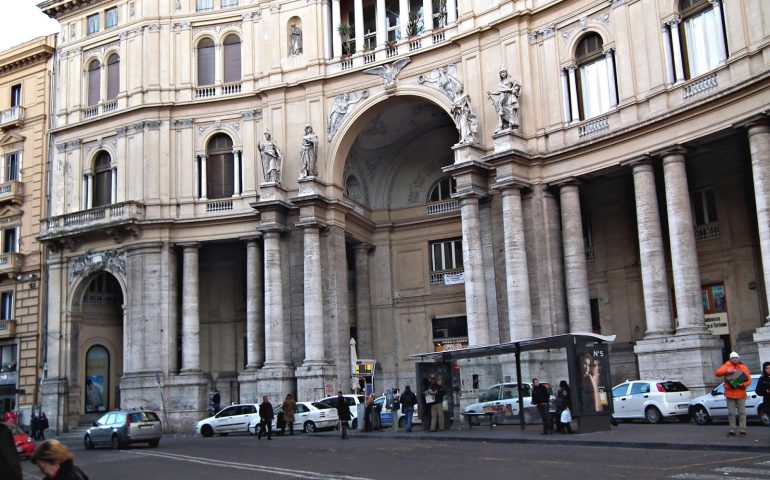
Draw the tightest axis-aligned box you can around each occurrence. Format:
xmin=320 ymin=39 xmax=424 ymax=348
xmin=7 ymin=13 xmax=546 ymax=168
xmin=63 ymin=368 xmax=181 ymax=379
xmin=85 ymin=345 xmax=109 ymax=413
xmin=197 ymin=38 xmax=216 ymax=86
xmin=206 ymin=134 xmax=234 ymax=199
xmin=106 ymin=54 xmax=120 ymax=100
xmin=93 ymin=151 xmax=112 ymax=207
xmin=679 ymin=0 xmax=727 ymax=79
xmin=428 ymin=176 xmax=456 ymax=202
xmin=576 ymin=33 xmax=615 ymax=120
xmin=87 ymin=60 xmax=101 ymax=106
xmin=223 ymin=34 xmax=242 ymax=84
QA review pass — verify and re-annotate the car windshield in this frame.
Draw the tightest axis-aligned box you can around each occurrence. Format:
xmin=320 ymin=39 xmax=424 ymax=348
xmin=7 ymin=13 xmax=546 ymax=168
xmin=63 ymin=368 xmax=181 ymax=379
xmin=658 ymin=381 xmax=688 ymax=392
xmin=311 ymin=402 xmax=330 ymax=410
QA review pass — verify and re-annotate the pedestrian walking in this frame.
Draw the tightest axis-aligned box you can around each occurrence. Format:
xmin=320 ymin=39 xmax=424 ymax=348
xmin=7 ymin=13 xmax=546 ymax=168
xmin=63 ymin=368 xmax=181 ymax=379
xmin=755 ymin=361 xmax=770 ymax=420
xmin=31 ymin=411 xmax=40 ymax=440
xmin=531 ymin=378 xmax=552 ymax=435
xmin=428 ymin=375 xmax=445 ymax=431
xmin=335 ymin=391 xmax=351 ymax=439
xmin=39 ymin=411 xmax=49 ymax=440
xmin=281 ymin=393 xmax=296 ymax=436
xmin=715 ymin=351 xmax=751 ymax=436
xmin=31 ymin=439 xmax=89 ymax=479
xmin=399 ymin=385 xmax=418 ymax=433
xmin=257 ymin=395 xmax=274 ymax=440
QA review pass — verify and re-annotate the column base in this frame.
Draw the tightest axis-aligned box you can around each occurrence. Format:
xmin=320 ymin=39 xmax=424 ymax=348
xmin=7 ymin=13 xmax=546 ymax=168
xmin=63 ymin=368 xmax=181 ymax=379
xmin=237 ymin=370 xmax=260 ymax=405
xmin=40 ymin=377 xmax=70 ymax=434
xmin=165 ymin=372 xmax=209 ymax=433
xmin=491 ymin=129 xmax=525 ymax=154
xmin=634 ymin=332 xmax=723 ymax=395
xmin=119 ymin=372 xmax=166 ymax=412
xmin=295 ymin=365 xmax=338 ymax=403
xmin=256 ymin=366 xmax=296 ymax=404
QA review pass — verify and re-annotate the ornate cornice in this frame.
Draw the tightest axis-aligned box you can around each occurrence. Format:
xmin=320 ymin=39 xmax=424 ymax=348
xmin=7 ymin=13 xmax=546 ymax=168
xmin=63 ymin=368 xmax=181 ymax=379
xmin=0 ymin=44 xmax=55 ymax=75
xmin=69 ymin=248 xmax=126 ymax=282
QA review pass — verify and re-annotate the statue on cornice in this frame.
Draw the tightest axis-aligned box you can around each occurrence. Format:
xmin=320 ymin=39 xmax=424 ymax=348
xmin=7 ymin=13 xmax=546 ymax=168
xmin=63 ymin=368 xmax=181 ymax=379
xmin=259 ymin=130 xmax=283 ymax=184
xmin=487 ymin=66 xmax=521 ymax=133
xmin=450 ymin=83 xmax=478 ymax=145
xmin=299 ymin=124 xmax=319 ymax=178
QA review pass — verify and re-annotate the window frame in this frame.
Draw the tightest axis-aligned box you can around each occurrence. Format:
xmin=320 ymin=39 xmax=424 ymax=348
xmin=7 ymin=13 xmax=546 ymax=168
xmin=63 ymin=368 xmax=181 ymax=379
xmin=4 ymin=151 xmax=20 ymax=182
xmin=87 ymin=13 xmax=100 ymax=35
xmin=0 ymin=291 xmax=13 ymax=321
xmin=10 ymin=84 xmax=21 ymax=108
xmin=197 ymin=0 xmax=214 ymax=12
xmin=575 ymin=33 xmax=612 ymax=120
xmin=679 ymin=0 xmax=725 ymax=79
xmin=429 ymin=238 xmax=463 ymax=273
xmin=105 ymin=7 xmax=118 ymax=29
xmin=1 ymin=226 xmax=18 ymax=254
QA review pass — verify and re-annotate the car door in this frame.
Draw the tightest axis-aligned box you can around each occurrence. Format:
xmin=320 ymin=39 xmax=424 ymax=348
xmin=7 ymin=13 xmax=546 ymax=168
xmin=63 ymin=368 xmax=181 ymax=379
xmin=91 ymin=413 xmax=113 ymax=445
xmin=705 ymin=384 xmax=727 ymax=419
xmin=295 ymin=403 xmax=310 ymax=429
xmin=211 ymin=405 xmax=240 ymax=432
xmin=623 ymin=382 xmax=651 ymax=419
xmin=612 ymin=383 xmax=631 ymax=418
xmin=237 ymin=405 xmax=258 ymax=432
xmin=746 ymin=376 xmax=762 ymax=416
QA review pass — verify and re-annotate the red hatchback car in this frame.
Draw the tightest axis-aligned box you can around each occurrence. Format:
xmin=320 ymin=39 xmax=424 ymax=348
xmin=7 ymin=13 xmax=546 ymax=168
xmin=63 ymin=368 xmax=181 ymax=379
xmin=3 ymin=422 xmax=35 ymax=458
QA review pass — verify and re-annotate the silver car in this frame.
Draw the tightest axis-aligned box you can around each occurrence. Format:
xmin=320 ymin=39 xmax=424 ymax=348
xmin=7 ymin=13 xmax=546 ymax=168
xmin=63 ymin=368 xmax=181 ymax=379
xmin=84 ymin=410 xmax=162 ymax=449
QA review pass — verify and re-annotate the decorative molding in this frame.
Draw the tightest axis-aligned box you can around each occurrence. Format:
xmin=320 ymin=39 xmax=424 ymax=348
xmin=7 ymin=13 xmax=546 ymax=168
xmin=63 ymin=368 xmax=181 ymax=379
xmin=327 ymin=90 xmax=370 ymax=141
xmin=69 ymin=249 xmax=126 ymax=282
xmin=230 ymin=122 xmax=240 ymax=132
xmin=270 ymin=4 xmax=280 ymax=13
xmin=129 ymin=2 xmax=135 ymax=18
xmin=84 ymin=40 xmax=121 ymax=59
xmin=56 ymin=143 xmax=67 ymax=153
xmin=417 ymin=64 xmax=462 ymax=100
xmin=66 ymin=139 xmax=82 ymax=152
xmin=242 ymin=12 xmax=252 ymax=21
xmin=146 ymin=121 xmax=161 ymax=130
xmin=530 ymin=24 xmax=555 ymax=43
xmin=147 ymin=24 xmax=160 ymax=33
xmin=193 ymin=22 xmax=242 ymax=36
xmin=241 ymin=108 xmax=263 ymax=119
xmin=171 ymin=118 xmax=194 ymax=129
xmin=132 ymin=122 xmax=146 ymax=132
xmin=363 ymin=57 xmax=411 ymax=92
xmin=174 ymin=22 xmax=191 ymax=32
xmin=116 ymin=126 xmax=128 ymax=137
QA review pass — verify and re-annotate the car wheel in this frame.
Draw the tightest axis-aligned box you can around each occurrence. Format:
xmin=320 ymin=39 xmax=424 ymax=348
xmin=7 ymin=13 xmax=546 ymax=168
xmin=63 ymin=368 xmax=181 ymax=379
xmin=645 ymin=406 xmax=662 ymax=424
xmin=398 ymin=416 xmax=406 ymax=428
xmin=303 ymin=421 xmax=317 ymax=433
xmin=759 ymin=405 xmax=770 ymax=426
xmin=111 ymin=434 xmax=122 ymax=450
xmin=692 ymin=406 xmax=711 ymax=425
xmin=148 ymin=439 xmax=160 ymax=448
xmin=84 ymin=434 xmax=94 ymax=450
xmin=676 ymin=414 xmax=691 ymax=423
xmin=351 ymin=419 xmax=358 ymax=430
xmin=201 ymin=425 xmax=214 ymax=437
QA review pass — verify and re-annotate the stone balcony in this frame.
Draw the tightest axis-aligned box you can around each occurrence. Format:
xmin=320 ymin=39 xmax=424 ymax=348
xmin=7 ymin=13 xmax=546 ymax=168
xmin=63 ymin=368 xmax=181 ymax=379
xmin=0 ymin=253 xmax=22 ymax=277
xmin=0 ymin=320 xmax=15 ymax=338
xmin=39 ymin=201 xmax=145 ymax=247
xmin=0 ymin=181 xmax=23 ymax=205
xmin=0 ymin=106 xmax=24 ymax=129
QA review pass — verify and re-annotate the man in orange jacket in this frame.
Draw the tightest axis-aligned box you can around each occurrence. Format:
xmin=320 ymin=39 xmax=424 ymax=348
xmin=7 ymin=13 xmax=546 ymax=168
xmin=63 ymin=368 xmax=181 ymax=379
xmin=715 ymin=351 xmax=751 ymax=436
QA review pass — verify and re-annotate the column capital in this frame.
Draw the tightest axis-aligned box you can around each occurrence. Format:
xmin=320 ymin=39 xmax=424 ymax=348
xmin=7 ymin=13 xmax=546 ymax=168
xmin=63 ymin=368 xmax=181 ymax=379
xmin=240 ymin=234 xmax=263 ymax=243
xmin=295 ymin=219 xmax=327 ymax=230
xmin=619 ymin=154 xmax=653 ymax=169
xmin=258 ymin=225 xmax=288 ymax=236
xmin=178 ymin=242 xmax=201 ymax=249
xmin=549 ymin=176 xmax=581 ymax=189
xmin=352 ymin=241 xmax=374 ymax=252
xmin=651 ymin=145 xmax=689 ymax=160
xmin=734 ymin=113 xmax=770 ymax=132
xmin=490 ymin=178 xmax=529 ymax=193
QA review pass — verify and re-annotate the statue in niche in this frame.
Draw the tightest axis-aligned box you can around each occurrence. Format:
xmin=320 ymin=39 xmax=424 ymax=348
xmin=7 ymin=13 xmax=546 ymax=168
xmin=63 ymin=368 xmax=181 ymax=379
xmin=290 ymin=24 xmax=302 ymax=55
xmin=299 ymin=124 xmax=319 ymax=178
xmin=487 ymin=66 xmax=521 ymax=133
xmin=363 ymin=57 xmax=411 ymax=91
xmin=327 ymin=90 xmax=369 ymax=141
xmin=450 ymin=83 xmax=478 ymax=145
xmin=259 ymin=130 xmax=283 ymax=183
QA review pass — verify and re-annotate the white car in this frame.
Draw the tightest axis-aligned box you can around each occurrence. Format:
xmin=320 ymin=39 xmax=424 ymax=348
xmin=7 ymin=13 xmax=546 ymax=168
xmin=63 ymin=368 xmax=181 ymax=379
xmin=195 ymin=403 xmax=260 ymax=437
xmin=319 ymin=394 xmax=365 ymax=429
xmin=689 ymin=374 xmax=770 ymax=426
xmin=463 ymin=382 xmax=545 ymax=425
xmin=248 ymin=401 xmax=339 ymax=433
xmin=611 ymin=380 xmax=691 ymax=423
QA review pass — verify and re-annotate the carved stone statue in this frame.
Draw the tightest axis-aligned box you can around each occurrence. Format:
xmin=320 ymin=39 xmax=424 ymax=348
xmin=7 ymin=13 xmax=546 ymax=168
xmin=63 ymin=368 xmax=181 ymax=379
xmin=363 ymin=57 xmax=411 ymax=91
xmin=487 ymin=66 xmax=521 ymax=133
xmin=450 ymin=83 xmax=478 ymax=145
xmin=327 ymin=90 xmax=369 ymax=141
xmin=299 ymin=124 xmax=319 ymax=178
xmin=290 ymin=24 xmax=302 ymax=55
xmin=259 ymin=130 xmax=283 ymax=183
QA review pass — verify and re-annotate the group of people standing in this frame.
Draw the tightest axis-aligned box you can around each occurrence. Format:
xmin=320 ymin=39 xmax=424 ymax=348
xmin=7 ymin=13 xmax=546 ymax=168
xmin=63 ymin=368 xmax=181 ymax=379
xmin=532 ymin=378 xmax=573 ymax=435
xmin=255 ymin=394 xmax=297 ymax=440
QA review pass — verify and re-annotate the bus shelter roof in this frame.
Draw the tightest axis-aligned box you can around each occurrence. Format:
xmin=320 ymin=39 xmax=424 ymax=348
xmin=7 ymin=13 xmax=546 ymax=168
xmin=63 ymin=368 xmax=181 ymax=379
xmin=409 ymin=332 xmax=616 ymax=362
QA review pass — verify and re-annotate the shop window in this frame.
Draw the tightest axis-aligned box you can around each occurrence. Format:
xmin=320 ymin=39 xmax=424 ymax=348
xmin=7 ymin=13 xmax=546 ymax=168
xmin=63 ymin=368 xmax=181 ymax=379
xmin=432 ymin=316 xmax=468 ymax=351
xmin=0 ymin=344 xmax=16 ymax=371
xmin=703 ymin=284 xmax=726 ymax=314
xmin=85 ymin=345 xmax=109 ymax=413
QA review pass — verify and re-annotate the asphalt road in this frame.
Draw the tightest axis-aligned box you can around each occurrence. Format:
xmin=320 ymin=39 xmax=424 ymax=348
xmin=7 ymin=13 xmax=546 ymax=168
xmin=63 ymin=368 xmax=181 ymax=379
xmin=18 ymin=430 xmax=770 ymax=480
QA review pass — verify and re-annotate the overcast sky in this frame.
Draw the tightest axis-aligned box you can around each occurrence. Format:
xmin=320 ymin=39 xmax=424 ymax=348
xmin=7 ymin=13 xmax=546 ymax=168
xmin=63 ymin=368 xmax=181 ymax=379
xmin=0 ymin=0 xmax=61 ymax=52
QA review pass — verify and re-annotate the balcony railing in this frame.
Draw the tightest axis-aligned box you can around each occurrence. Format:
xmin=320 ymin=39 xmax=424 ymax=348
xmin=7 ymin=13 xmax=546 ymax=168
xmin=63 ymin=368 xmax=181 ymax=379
xmin=0 ymin=320 xmax=15 ymax=338
xmin=83 ymin=99 xmax=119 ymax=120
xmin=430 ymin=268 xmax=465 ymax=285
xmin=426 ymin=199 xmax=459 ymax=216
xmin=683 ymin=73 xmax=718 ymax=100
xmin=40 ymin=201 xmax=145 ymax=241
xmin=0 ymin=253 xmax=22 ymax=276
xmin=0 ymin=106 xmax=24 ymax=129
xmin=0 ymin=181 xmax=23 ymax=204
xmin=579 ymin=116 xmax=610 ymax=138
xmin=695 ymin=222 xmax=720 ymax=242
xmin=205 ymin=199 xmax=233 ymax=213
xmin=196 ymin=83 xmax=242 ymax=99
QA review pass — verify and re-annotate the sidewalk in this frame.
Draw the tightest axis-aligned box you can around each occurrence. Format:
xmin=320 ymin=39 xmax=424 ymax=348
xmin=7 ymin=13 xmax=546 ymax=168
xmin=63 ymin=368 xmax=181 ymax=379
xmin=330 ymin=421 xmax=770 ymax=453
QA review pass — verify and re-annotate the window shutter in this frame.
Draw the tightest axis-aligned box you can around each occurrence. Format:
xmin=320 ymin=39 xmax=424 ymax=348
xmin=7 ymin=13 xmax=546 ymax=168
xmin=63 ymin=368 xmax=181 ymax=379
xmin=223 ymin=35 xmax=241 ymax=83
xmin=197 ymin=40 xmax=215 ymax=85
xmin=88 ymin=61 xmax=101 ymax=106
xmin=93 ymin=152 xmax=112 ymax=207
xmin=107 ymin=55 xmax=120 ymax=100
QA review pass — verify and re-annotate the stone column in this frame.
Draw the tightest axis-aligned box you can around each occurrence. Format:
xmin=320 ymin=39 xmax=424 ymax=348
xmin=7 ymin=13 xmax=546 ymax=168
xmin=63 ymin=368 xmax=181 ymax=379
xmin=605 ymin=49 xmax=617 ymax=108
xmin=181 ymin=244 xmax=201 ymax=372
xmin=567 ymin=66 xmax=579 ymax=123
xmin=661 ymin=24 xmax=675 ymax=85
xmin=111 ymin=167 xmax=117 ymax=202
xmin=263 ymin=230 xmax=287 ymax=367
xmin=245 ymin=238 xmax=264 ymax=369
xmin=232 ymin=149 xmax=241 ymax=196
xmin=749 ymin=120 xmax=770 ymax=360
xmin=398 ymin=0 xmax=409 ymax=39
xmin=459 ymin=194 xmax=490 ymax=346
xmin=498 ymin=183 xmax=533 ymax=341
xmin=561 ymin=69 xmax=571 ymax=123
xmin=558 ymin=181 xmax=592 ymax=332
xmin=375 ymin=0 xmax=386 ymax=46
xmin=628 ymin=158 xmax=673 ymax=337
xmin=302 ymin=225 xmax=325 ymax=365
xmin=86 ymin=174 xmax=94 ymax=208
xmin=662 ymin=149 xmax=705 ymax=333
xmin=354 ymin=243 xmax=373 ymax=357
xmin=199 ymin=154 xmax=208 ymax=199
xmin=354 ymin=0 xmax=364 ymax=54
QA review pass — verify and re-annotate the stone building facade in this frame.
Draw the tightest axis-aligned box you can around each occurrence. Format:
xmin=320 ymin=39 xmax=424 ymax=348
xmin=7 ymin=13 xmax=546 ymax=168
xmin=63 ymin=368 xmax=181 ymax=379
xmin=36 ymin=0 xmax=770 ymax=432
xmin=0 ymin=35 xmax=54 ymax=423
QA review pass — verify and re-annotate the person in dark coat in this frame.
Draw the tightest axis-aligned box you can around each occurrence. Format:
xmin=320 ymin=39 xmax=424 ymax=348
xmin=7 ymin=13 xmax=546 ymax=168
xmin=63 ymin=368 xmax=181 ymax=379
xmin=31 ymin=411 xmax=40 ymax=440
xmin=31 ymin=439 xmax=89 ymax=480
xmin=257 ymin=395 xmax=274 ymax=440
xmin=555 ymin=380 xmax=573 ymax=434
xmin=0 ymin=422 xmax=22 ymax=480
xmin=399 ymin=385 xmax=418 ymax=433
xmin=39 ymin=411 xmax=49 ymax=440
xmin=420 ymin=377 xmax=432 ymax=431
xmin=756 ymin=361 xmax=770 ymax=420
xmin=531 ymin=378 xmax=552 ymax=435
xmin=335 ymin=391 xmax=351 ymax=439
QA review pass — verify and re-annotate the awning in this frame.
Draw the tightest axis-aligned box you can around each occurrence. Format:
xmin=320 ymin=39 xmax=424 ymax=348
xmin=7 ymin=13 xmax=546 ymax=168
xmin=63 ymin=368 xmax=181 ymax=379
xmin=410 ymin=332 xmax=616 ymax=361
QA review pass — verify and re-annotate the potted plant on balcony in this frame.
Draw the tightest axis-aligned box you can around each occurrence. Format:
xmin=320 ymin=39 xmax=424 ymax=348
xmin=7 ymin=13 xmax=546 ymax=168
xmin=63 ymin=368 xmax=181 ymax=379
xmin=338 ymin=23 xmax=353 ymax=56
xmin=406 ymin=12 xmax=422 ymax=37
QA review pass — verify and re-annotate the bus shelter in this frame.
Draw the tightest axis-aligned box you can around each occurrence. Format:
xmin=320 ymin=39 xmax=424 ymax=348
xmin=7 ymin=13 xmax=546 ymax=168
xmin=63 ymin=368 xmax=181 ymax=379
xmin=411 ymin=332 xmax=616 ymax=433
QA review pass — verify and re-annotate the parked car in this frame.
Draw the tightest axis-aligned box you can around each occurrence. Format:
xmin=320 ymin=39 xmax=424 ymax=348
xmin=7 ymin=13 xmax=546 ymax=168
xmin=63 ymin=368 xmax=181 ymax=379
xmin=319 ymin=394 xmax=365 ymax=429
xmin=611 ymin=380 xmax=691 ymax=423
xmin=372 ymin=395 xmax=422 ymax=428
xmin=195 ymin=403 xmax=260 ymax=437
xmin=84 ymin=410 xmax=162 ymax=449
xmin=689 ymin=374 xmax=770 ymax=426
xmin=3 ymin=422 xmax=34 ymax=458
xmin=248 ymin=401 xmax=339 ymax=434
xmin=463 ymin=382 xmax=547 ymax=425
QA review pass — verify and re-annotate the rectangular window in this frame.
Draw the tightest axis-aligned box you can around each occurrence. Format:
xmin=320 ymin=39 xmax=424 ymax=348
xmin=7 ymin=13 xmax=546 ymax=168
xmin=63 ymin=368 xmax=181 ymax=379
xmin=197 ymin=0 xmax=214 ymax=11
xmin=87 ymin=14 xmax=100 ymax=34
xmin=2 ymin=227 xmax=17 ymax=254
xmin=430 ymin=238 xmax=462 ymax=272
xmin=682 ymin=7 xmax=721 ymax=78
xmin=4 ymin=152 xmax=19 ymax=182
xmin=691 ymin=187 xmax=717 ymax=225
xmin=0 ymin=291 xmax=13 ymax=321
xmin=0 ymin=344 xmax=16 ymax=369
xmin=10 ymin=85 xmax=21 ymax=108
xmin=105 ymin=7 xmax=118 ymax=28
xmin=221 ymin=0 xmax=238 ymax=7
xmin=578 ymin=56 xmax=611 ymax=119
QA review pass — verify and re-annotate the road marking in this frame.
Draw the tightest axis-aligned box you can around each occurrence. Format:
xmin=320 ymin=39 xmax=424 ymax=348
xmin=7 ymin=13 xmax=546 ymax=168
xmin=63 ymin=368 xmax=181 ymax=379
xmin=716 ymin=467 xmax=770 ymax=476
xmin=126 ymin=450 xmax=374 ymax=480
xmin=671 ymin=474 xmax=757 ymax=480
